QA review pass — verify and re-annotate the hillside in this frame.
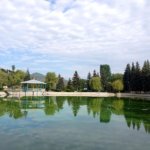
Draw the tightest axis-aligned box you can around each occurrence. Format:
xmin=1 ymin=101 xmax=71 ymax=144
xmin=31 ymin=73 xmax=45 ymax=82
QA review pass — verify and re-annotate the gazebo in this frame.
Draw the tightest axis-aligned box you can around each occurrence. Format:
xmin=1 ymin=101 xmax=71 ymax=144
xmin=21 ymin=79 xmax=46 ymax=93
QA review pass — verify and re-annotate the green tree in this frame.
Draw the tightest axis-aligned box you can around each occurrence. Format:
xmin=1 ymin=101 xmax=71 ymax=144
xmin=142 ymin=60 xmax=150 ymax=91
xmin=93 ymin=70 xmax=97 ymax=77
xmin=72 ymin=71 xmax=80 ymax=91
xmin=79 ymin=79 xmax=87 ymax=91
xmin=56 ymin=74 xmax=65 ymax=91
xmin=134 ymin=62 xmax=142 ymax=91
xmin=66 ymin=78 xmax=74 ymax=92
xmin=130 ymin=62 xmax=136 ymax=91
xmin=87 ymin=72 xmax=92 ymax=91
xmin=24 ymin=69 xmax=31 ymax=81
xmin=112 ymin=80 xmax=124 ymax=92
xmin=90 ymin=77 xmax=102 ymax=91
xmin=123 ymin=64 xmax=131 ymax=92
xmin=111 ymin=73 xmax=123 ymax=82
xmin=45 ymin=72 xmax=58 ymax=91
xmin=0 ymin=70 xmax=8 ymax=90
xmin=100 ymin=64 xmax=111 ymax=91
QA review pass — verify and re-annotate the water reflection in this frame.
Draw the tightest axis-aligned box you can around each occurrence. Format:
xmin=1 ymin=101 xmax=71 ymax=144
xmin=0 ymin=97 xmax=150 ymax=133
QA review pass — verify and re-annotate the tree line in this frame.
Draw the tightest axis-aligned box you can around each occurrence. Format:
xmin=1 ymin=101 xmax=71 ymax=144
xmin=123 ymin=60 xmax=150 ymax=92
xmin=0 ymin=65 xmax=31 ymax=90
xmin=0 ymin=60 xmax=149 ymax=92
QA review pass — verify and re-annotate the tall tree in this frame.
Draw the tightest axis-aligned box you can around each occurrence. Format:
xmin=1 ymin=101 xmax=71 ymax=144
xmin=66 ymin=78 xmax=74 ymax=92
xmin=100 ymin=64 xmax=111 ymax=91
xmin=45 ymin=72 xmax=58 ymax=91
xmin=24 ymin=69 xmax=31 ymax=81
xmin=130 ymin=63 xmax=136 ymax=91
xmin=87 ymin=72 xmax=92 ymax=91
xmin=134 ymin=62 xmax=142 ymax=91
xmin=142 ymin=60 xmax=150 ymax=92
xmin=79 ymin=79 xmax=87 ymax=91
xmin=93 ymin=70 xmax=97 ymax=77
xmin=123 ymin=64 xmax=131 ymax=92
xmin=56 ymin=74 xmax=65 ymax=91
xmin=72 ymin=71 xmax=80 ymax=91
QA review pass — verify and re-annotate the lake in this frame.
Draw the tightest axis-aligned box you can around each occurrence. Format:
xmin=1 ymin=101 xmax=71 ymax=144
xmin=0 ymin=96 xmax=150 ymax=150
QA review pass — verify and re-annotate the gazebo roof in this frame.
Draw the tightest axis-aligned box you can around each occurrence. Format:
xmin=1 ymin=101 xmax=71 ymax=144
xmin=21 ymin=79 xmax=46 ymax=84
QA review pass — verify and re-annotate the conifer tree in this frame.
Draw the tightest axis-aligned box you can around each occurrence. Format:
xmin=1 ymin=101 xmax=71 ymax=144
xmin=134 ymin=62 xmax=142 ymax=91
xmin=93 ymin=70 xmax=97 ymax=77
xmin=87 ymin=72 xmax=92 ymax=91
xmin=24 ymin=69 xmax=31 ymax=81
xmin=123 ymin=64 xmax=131 ymax=92
xmin=56 ymin=74 xmax=65 ymax=91
xmin=72 ymin=71 xmax=80 ymax=91
xmin=142 ymin=60 xmax=150 ymax=91
xmin=66 ymin=78 xmax=73 ymax=92
xmin=130 ymin=62 xmax=136 ymax=91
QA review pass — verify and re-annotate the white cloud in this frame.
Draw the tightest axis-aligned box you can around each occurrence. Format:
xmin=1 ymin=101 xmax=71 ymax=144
xmin=0 ymin=0 xmax=149 ymax=77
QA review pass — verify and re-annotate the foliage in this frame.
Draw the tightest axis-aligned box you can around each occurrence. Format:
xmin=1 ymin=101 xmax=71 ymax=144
xmin=100 ymin=64 xmax=111 ymax=91
xmin=87 ymin=72 xmax=92 ymax=91
xmin=142 ymin=60 xmax=150 ymax=92
xmin=79 ymin=79 xmax=87 ymax=91
xmin=66 ymin=78 xmax=74 ymax=92
xmin=72 ymin=71 xmax=80 ymax=91
xmin=24 ymin=69 xmax=31 ymax=81
xmin=45 ymin=72 xmax=58 ymax=91
xmin=56 ymin=74 xmax=65 ymax=91
xmin=123 ymin=60 xmax=150 ymax=92
xmin=123 ymin=64 xmax=131 ymax=92
xmin=90 ymin=77 xmax=102 ymax=91
xmin=112 ymin=80 xmax=124 ymax=92
xmin=111 ymin=73 xmax=123 ymax=82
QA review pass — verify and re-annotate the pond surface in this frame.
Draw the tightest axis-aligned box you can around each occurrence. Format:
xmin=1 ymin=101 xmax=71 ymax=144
xmin=0 ymin=97 xmax=150 ymax=150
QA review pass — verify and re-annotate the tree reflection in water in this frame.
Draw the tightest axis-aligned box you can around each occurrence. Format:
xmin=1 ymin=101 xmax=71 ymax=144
xmin=0 ymin=97 xmax=150 ymax=133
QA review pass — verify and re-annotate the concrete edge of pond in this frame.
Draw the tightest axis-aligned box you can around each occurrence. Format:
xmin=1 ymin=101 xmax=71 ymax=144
xmin=0 ymin=91 xmax=150 ymax=100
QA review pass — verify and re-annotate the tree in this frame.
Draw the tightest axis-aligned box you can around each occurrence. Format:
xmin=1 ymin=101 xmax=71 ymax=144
xmin=134 ymin=62 xmax=142 ymax=91
xmin=100 ymin=64 xmax=111 ymax=91
xmin=66 ymin=78 xmax=74 ymax=92
xmin=123 ymin=64 xmax=131 ymax=92
xmin=142 ymin=60 xmax=150 ymax=92
xmin=87 ymin=72 xmax=92 ymax=91
xmin=72 ymin=71 xmax=80 ymax=91
xmin=14 ymin=70 xmax=26 ymax=86
xmin=111 ymin=73 xmax=123 ymax=82
xmin=130 ymin=62 xmax=136 ymax=91
xmin=24 ymin=69 xmax=31 ymax=81
xmin=79 ymin=79 xmax=87 ymax=91
xmin=0 ymin=70 xmax=8 ymax=90
xmin=56 ymin=74 xmax=65 ymax=91
xmin=90 ymin=77 xmax=102 ymax=91
xmin=45 ymin=72 xmax=58 ymax=91
xmin=93 ymin=70 xmax=97 ymax=77
xmin=112 ymin=80 xmax=124 ymax=92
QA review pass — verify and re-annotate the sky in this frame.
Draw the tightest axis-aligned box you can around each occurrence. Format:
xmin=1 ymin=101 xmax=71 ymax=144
xmin=0 ymin=0 xmax=150 ymax=78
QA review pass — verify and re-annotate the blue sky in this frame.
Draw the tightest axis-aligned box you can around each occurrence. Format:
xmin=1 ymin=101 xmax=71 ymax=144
xmin=0 ymin=0 xmax=150 ymax=78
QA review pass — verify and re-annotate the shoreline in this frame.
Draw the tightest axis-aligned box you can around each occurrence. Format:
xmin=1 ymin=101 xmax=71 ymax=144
xmin=0 ymin=91 xmax=150 ymax=100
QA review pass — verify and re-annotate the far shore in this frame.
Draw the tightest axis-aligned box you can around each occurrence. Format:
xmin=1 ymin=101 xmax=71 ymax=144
xmin=0 ymin=91 xmax=150 ymax=100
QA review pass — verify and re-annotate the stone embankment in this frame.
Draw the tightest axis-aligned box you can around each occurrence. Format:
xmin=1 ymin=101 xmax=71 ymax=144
xmin=7 ymin=91 xmax=115 ymax=97
xmin=1 ymin=91 xmax=150 ymax=100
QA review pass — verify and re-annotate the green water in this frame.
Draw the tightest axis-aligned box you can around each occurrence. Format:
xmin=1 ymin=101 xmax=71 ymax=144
xmin=0 ymin=97 xmax=150 ymax=150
